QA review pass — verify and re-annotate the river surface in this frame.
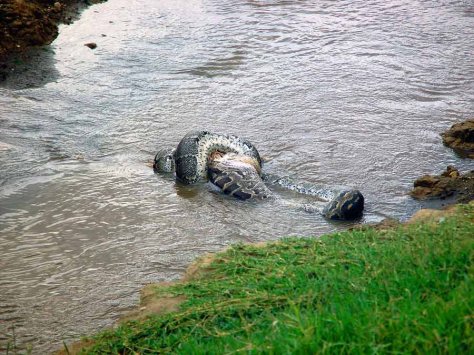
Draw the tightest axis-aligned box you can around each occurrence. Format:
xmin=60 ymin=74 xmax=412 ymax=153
xmin=1 ymin=0 xmax=474 ymax=352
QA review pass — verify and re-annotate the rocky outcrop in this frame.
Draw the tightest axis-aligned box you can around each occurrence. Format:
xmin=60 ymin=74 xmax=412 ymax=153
xmin=0 ymin=1 xmax=59 ymax=60
xmin=411 ymin=166 xmax=474 ymax=203
xmin=441 ymin=119 xmax=474 ymax=158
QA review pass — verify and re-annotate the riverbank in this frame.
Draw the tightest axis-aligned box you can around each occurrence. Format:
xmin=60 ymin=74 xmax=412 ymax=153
xmin=61 ymin=202 xmax=473 ymax=354
xmin=0 ymin=0 xmax=106 ymax=78
xmin=60 ymin=119 xmax=474 ymax=353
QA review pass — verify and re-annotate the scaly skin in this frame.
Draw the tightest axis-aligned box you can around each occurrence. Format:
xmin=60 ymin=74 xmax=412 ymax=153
xmin=209 ymin=155 xmax=364 ymax=219
xmin=208 ymin=153 xmax=271 ymax=200
xmin=174 ymin=131 xmax=262 ymax=184
xmin=263 ymin=174 xmax=365 ymax=220
xmin=153 ymin=131 xmax=364 ymax=220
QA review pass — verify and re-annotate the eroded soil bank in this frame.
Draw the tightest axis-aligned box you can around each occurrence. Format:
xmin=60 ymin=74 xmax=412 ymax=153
xmin=0 ymin=0 xmax=106 ymax=78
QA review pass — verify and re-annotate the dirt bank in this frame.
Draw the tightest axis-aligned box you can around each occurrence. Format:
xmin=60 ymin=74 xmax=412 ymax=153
xmin=0 ymin=0 xmax=106 ymax=75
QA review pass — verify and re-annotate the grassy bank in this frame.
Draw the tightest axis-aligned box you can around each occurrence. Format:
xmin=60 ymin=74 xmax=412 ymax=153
xmin=71 ymin=204 xmax=473 ymax=354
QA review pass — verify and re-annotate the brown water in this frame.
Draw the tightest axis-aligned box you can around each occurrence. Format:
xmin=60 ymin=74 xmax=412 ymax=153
xmin=1 ymin=0 xmax=474 ymax=352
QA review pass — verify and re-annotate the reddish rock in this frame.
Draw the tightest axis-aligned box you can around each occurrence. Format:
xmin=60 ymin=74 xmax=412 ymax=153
xmin=0 ymin=0 xmax=58 ymax=60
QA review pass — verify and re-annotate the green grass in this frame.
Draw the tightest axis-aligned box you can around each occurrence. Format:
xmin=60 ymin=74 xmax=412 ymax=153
xmin=80 ymin=204 xmax=474 ymax=354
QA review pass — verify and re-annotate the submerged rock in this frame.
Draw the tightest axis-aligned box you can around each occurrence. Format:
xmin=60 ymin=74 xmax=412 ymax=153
xmin=411 ymin=166 xmax=474 ymax=203
xmin=441 ymin=119 xmax=474 ymax=158
xmin=84 ymin=42 xmax=97 ymax=49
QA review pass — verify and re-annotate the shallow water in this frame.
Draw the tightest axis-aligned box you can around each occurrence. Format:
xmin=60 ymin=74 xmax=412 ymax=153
xmin=1 ymin=0 xmax=474 ymax=352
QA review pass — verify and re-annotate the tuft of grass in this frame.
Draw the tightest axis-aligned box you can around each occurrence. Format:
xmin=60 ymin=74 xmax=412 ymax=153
xmin=79 ymin=204 xmax=473 ymax=354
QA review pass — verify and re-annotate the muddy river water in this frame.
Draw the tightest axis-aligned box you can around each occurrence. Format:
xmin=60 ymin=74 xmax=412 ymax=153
xmin=1 ymin=0 xmax=474 ymax=352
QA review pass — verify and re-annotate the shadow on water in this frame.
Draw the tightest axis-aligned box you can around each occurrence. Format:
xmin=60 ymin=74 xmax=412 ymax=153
xmin=174 ymin=182 xmax=200 ymax=198
xmin=0 ymin=46 xmax=60 ymax=90
xmin=173 ymin=49 xmax=248 ymax=78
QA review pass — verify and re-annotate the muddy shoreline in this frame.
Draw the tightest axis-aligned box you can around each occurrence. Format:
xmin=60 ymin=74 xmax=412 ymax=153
xmin=0 ymin=0 xmax=106 ymax=79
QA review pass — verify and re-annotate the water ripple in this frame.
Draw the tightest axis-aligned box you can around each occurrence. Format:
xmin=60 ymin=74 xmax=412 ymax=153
xmin=0 ymin=0 xmax=474 ymax=352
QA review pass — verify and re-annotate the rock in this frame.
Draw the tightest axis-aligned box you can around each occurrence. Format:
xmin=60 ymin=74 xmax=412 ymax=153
xmin=411 ymin=168 xmax=455 ymax=200
xmin=411 ymin=166 xmax=474 ymax=203
xmin=441 ymin=165 xmax=460 ymax=178
xmin=441 ymin=119 xmax=474 ymax=158
xmin=84 ymin=42 xmax=97 ymax=49
xmin=413 ymin=175 xmax=441 ymax=188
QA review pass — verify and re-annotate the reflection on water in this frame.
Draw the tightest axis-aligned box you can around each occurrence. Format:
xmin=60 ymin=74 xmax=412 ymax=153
xmin=0 ymin=47 xmax=61 ymax=90
xmin=1 ymin=0 xmax=474 ymax=352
